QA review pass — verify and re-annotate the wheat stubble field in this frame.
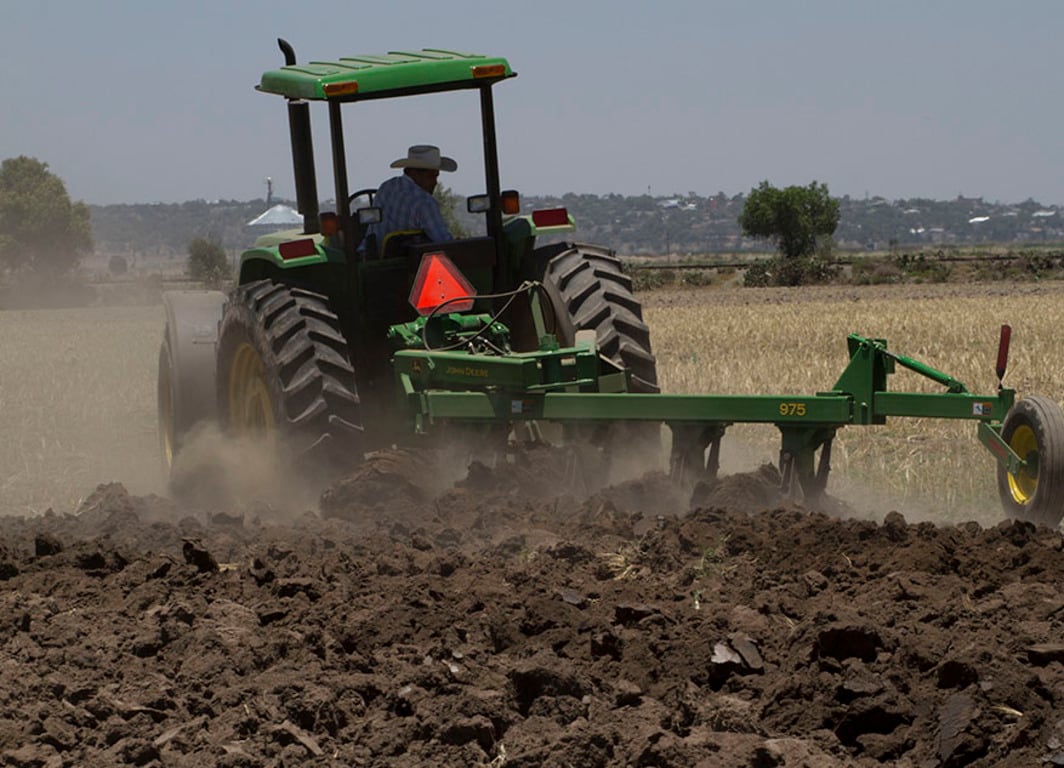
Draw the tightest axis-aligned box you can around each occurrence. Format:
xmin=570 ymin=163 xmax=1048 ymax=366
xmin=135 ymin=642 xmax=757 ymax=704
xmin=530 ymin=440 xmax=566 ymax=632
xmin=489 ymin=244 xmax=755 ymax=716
xmin=1 ymin=280 xmax=1062 ymax=524
xmin=645 ymin=280 xmax=1064 ymax=524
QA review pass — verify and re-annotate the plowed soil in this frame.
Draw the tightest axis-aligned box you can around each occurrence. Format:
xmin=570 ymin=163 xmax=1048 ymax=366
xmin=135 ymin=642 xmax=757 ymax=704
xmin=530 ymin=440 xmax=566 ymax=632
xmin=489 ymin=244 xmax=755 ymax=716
xmin=1 ymin=448 xmax=1061 ymax=768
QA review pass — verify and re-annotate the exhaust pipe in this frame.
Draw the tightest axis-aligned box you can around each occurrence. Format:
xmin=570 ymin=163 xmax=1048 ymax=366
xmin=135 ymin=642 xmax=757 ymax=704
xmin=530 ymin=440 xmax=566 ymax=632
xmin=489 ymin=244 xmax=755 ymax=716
xmin=278 ymin=37 xmax=296 ymax=66
xmin=277 ymin=39 xmax=320 ymax=234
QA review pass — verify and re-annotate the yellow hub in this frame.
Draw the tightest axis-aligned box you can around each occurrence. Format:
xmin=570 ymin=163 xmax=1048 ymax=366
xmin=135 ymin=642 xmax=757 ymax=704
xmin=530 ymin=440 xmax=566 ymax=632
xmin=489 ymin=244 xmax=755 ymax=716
xmin=228 ymin=342 xmax=277 ymax=440
xmin=1006 ymin=424 xmax=1039 ymax=505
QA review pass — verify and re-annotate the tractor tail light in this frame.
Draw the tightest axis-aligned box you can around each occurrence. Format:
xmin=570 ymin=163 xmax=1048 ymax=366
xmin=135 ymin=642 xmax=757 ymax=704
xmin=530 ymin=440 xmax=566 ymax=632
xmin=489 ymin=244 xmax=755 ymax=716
xmin=279 ymin=238 xmax=318 ymax=260
xmin=409 ymin=252 xmax=476 ymax=316
xmin=532 ymin=208 xmax=569 ymax=227
xmin=996 ymin=324 xmax=1011 ymax=382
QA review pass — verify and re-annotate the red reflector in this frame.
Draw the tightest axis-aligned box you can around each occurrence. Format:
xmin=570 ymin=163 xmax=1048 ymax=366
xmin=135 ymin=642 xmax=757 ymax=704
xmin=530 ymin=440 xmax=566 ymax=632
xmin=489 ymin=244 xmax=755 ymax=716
xmin=409 ymin=252 xmax=476 ymax=316
xmin=279 ymin=238 xmax=318 ymax=260
xmin=531 ymin=207 xmax=569 ymax=227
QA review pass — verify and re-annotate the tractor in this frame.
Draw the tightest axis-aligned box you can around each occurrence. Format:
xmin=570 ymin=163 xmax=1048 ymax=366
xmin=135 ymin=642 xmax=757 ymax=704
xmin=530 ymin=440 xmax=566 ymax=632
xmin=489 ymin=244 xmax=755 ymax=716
xmin=158 ymin=40 xmax=655 ymax=482
xmin=159 ymin=39 xmax=1064 ymax=528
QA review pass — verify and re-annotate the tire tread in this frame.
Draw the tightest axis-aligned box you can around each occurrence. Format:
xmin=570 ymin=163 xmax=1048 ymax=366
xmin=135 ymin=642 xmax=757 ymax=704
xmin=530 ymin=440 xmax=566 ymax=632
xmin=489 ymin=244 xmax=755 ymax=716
xmin=544 ymin=244 xmax=659 ymax=393
xmin=997 ymin=395 xmax=1064 ymax=527
xmin=218 ymin=279 xmax=362 ymax=465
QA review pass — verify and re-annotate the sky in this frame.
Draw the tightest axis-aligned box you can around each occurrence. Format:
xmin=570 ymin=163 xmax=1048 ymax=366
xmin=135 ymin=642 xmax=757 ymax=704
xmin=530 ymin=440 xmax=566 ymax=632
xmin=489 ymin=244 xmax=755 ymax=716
xmin=5 ymin=1 xmax=1063 ymax=206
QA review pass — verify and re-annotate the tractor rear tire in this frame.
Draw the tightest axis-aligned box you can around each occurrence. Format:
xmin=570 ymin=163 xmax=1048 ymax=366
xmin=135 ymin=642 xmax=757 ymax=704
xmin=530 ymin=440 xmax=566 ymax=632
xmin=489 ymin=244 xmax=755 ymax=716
xmin=996 ymin=395 xmax=1064 ymax=528
xmin=542 ymin=244 xmax=658 ymax=393
xmin=216 ymin=279 xmax=363 ymax=475
xmin=541 ymin=245 xmax=661 ymax=480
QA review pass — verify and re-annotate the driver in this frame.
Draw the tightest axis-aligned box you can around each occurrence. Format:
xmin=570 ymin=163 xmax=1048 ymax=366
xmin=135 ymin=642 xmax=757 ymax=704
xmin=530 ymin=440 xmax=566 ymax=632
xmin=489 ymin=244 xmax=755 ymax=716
xmin=367 ymin=145 xmax=457 ymax=247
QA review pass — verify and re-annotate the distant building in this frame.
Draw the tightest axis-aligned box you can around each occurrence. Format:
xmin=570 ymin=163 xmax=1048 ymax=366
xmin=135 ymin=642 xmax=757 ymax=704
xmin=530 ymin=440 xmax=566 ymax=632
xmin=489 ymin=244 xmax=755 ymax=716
xmin=247 ymin=204 xmax=302 ymax=229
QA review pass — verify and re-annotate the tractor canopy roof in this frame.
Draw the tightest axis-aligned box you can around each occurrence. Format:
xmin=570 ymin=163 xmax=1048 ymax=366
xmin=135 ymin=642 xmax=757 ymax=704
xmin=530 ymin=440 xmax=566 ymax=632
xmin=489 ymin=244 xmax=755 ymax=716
xmin=258 ymin=49 xmax=514 ymax=102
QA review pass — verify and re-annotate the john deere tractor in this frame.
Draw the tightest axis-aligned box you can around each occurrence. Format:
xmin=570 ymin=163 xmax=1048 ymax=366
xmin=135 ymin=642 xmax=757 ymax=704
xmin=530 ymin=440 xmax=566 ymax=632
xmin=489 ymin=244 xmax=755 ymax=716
xmin=158 ymin=39 xmax=657 ymax=482
xmin=159 ymin=39 xmax=1064 ymax=528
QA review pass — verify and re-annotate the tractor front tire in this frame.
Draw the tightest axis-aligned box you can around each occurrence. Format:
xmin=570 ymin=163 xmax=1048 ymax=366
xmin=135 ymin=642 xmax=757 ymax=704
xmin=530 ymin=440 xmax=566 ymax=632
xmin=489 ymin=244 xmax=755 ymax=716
xmin=216 ymin=280 xmax=363 ymax=475
xmin=542 ymin=244 xmax=658 ymax=393
xmin=158 ymin=290 xmax=226 ymax=480
xmin=996 ymin=395 xmax=1064 ymax=528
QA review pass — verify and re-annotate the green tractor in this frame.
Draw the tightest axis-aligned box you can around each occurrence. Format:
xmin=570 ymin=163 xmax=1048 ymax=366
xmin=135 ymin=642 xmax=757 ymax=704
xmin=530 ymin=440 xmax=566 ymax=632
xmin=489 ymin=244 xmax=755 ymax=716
xmin=159 ymin=39 xmax=1064 ymax=528
xmin=158 ymin=39 xmax=657 ymax=483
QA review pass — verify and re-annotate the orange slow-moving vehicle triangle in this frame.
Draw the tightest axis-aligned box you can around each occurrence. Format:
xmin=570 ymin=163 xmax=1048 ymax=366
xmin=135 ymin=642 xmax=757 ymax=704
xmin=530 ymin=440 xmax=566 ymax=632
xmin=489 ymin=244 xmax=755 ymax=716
xmin=409 ymin=252 xmax=476 ymax=316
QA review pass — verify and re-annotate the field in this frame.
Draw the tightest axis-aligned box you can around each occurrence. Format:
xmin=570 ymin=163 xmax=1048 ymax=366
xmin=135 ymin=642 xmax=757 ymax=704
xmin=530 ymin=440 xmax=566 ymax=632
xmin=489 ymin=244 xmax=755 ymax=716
xmin=3 ymin=281 xmax=1062 ymax=524
xmin=1 ymin=282 xmax=1062 ymax=766
xmin=0 ymin=305 xmax=163 ymax=517
xmin=645 ymin=281 xmax=1064 ymax=525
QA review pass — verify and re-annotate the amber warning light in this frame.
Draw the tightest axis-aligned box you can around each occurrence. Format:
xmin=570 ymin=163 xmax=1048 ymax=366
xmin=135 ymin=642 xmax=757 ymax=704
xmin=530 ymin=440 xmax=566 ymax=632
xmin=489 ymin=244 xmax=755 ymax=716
xmin=472 ymin=64 xmax=506 ymax=78
xmin=323 ymin=80 xmax=359 ymax=97
xmin=409 ymin=252 xmax=476 ymax=316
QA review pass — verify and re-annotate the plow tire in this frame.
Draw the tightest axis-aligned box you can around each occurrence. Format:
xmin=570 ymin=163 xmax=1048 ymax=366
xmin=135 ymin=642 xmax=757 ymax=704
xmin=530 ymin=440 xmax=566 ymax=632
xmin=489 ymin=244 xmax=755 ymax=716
xmin=542 ymin=244 xmax=659 ymax=393
xmin=996 ymin=395 xmax=1064 ymax=528
xmin=158 ymin=290 xmax=226 ymax=478
xmin=216 ymin=279 xmax=363 ymax=472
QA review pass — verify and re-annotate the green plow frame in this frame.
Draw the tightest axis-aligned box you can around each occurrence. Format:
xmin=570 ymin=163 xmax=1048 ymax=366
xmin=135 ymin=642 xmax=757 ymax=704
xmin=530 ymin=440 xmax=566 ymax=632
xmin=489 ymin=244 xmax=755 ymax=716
xmin=389 ymin=309 xmax=1026 ymax=502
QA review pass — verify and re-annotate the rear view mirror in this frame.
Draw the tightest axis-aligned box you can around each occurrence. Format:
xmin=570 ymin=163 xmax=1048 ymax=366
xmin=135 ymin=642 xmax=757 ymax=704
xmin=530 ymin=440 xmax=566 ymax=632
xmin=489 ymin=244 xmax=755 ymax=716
xmin=467 ymin=194 xmax=490 ymax=214
xmin=357 ymin=206 xmax=382 ymax=225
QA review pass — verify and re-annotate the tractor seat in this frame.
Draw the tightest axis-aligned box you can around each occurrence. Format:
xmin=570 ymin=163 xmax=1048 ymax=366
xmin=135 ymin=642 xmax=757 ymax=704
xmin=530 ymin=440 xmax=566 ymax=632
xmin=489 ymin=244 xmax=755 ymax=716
xmin=378 ymin=229 xmax=430 ymax=260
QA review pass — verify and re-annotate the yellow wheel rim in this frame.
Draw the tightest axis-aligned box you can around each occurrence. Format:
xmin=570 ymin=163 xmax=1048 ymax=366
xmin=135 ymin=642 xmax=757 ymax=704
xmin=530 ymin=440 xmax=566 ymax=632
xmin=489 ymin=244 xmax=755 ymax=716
xmin=1007 ymin=424 xmax=1039 ymax=504
xmin=228 ymin=342 xmax=277 ymax=440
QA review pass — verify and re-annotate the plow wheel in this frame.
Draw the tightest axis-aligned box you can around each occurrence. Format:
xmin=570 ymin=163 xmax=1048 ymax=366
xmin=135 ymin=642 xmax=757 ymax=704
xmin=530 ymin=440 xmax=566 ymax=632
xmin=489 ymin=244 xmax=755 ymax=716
xmin=997 ymin=395 xmax=1064 ymax=528
xmin=216 ymin=280 xmax=363 ymax=475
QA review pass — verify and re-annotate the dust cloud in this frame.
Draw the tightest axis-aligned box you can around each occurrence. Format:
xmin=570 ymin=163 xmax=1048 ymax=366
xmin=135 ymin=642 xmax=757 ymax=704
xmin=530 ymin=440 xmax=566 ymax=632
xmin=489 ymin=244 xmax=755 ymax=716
xmin=166 ymin=424 xmax=324 ymax=522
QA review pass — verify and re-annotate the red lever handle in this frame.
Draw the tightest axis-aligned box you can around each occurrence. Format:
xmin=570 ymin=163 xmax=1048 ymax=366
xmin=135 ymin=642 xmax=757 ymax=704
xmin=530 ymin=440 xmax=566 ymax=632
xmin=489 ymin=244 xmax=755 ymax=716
xmin=996 ymin=324 xmax=1011 ymax=382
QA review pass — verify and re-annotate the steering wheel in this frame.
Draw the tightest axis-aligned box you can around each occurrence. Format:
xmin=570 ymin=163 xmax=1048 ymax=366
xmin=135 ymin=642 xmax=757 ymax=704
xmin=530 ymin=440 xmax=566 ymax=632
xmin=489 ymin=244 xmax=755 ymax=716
xmin=348 ymin=187 xmax=377 ymax=211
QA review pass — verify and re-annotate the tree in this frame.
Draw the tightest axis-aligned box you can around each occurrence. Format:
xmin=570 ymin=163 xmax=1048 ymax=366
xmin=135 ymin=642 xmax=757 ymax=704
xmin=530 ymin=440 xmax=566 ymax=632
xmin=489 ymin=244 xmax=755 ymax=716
xmin=738 ymin=180 xmax=839 ymax=260
xmin=435 ymin=184 xmax=469 ymax=239
xmin=187 ymin=237 xmax=231 ymax=286
xmin=0 ymin=156 xmax=93 ymax=274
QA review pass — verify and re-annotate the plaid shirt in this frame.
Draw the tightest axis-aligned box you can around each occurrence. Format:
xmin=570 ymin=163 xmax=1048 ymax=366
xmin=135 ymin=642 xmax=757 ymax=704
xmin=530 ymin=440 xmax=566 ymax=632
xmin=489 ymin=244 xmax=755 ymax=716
xmin=367 ymin=174 xmax=453 ymax=249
